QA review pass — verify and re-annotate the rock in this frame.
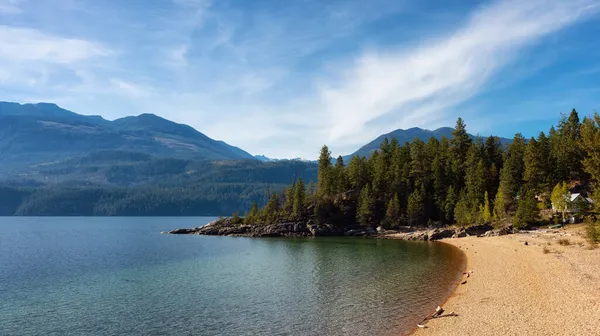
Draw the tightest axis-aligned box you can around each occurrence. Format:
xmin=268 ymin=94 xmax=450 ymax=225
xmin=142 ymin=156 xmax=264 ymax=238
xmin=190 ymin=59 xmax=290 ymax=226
xmin=169 ymin=228 xmax=197 ymax=234
xmin=376 ymin=226 xmax=385 ymax=233
xmin=465 ymin=223 xmax=493 ymax=236
xmin=429 ymin=228 xmax=455 ymax=241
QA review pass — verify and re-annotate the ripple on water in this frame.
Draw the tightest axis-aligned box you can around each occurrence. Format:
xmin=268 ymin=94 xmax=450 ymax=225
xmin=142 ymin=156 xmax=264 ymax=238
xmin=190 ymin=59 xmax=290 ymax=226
xmin=0 ymin=217 xmax=465 ymax=336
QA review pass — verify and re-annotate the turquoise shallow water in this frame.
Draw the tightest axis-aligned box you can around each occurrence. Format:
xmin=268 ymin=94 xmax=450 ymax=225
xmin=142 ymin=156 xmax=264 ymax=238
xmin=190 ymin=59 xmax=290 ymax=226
xmin=0 ymin=217 xmax=464 ymax=336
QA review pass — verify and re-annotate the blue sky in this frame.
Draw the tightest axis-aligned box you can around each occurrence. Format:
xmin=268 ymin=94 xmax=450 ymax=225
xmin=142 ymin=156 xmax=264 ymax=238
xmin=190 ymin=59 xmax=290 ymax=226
xmin=1 ymin=0 xmax=599 ymax=159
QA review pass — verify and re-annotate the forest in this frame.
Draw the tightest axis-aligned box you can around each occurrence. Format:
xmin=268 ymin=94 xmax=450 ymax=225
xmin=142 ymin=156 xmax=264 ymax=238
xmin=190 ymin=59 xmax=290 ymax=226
xmin=246 ymin=109 xmax=600 ymax=239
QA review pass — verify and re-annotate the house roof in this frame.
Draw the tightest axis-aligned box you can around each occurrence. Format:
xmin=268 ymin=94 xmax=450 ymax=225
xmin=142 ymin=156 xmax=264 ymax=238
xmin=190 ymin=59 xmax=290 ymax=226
xmin=570 ymin=193 xmax=581 ymax=202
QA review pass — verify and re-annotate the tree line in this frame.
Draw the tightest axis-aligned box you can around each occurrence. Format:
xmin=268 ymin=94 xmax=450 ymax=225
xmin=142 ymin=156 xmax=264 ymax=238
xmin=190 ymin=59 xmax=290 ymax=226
xmin=248 ymin=109 xmax=600 ymax=230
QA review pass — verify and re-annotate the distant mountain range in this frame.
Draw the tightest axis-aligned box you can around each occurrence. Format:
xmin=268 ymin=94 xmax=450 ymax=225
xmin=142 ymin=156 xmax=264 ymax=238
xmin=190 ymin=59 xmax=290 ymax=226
xmin=0 ymin=102 xmax=254 ymax=172
xmin=342 ymin=127 xmax=512 ymax=161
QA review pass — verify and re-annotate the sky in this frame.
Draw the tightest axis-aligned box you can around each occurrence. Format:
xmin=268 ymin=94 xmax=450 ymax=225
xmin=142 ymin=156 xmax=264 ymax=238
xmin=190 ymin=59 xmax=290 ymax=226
xmin=1 ymin=0 xmax=600 ymax=159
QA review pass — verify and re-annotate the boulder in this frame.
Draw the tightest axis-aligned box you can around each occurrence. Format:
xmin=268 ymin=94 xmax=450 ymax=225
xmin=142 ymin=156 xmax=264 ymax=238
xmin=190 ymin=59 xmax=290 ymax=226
xmin=465 ymin=224 xmax=493 ymax=236
xmin=429 ymin=228 xmax=455 ymax=241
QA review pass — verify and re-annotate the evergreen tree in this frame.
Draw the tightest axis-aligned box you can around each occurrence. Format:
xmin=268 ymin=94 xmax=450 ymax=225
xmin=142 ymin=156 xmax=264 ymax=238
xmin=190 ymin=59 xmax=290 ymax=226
xmin=450 ymin=117 xmax=472 ymax=190
xmin=498 ymin=133 xmax=526 ymax=212
xmin=264 ymin=192 xmax=281 ymax=223
xmin=347 ymin=156 xmax=370 ymax=191
xmin=383 ymin=194 xmax=401 ymax=228
xmin=283 ymin=186 xmax=295 ymax=215
xmin=444 ymin=185 xmax=457 ymax=223
xmin=333 ymin=156 xmax=349 ymax=195
xmin=453 ymin=189 xmax=471 ymax=226
xmin=317 ymin=145 xmax=333 ymax=197
xmin=580 ymin=113 xmax=600 ymax=183
xmin=357 ymin=184 xmax=375 ymax=226
xmin=483 ymin=191 xmax=492 ymax=223
xmin=407 ymin=187 xmax=425 ymax=226
xmin=245 ymin=201 xmax=259 ymax=224
xmin=493 ymin=189 xmax=507 ymax=221
xmin=293 ymin=178 xmax=306 ymax=217
xmin=465 ymin=140 xmax=486 ymax=213
xmin=554 ymin=109 xmax=583 ymax=181
xmin=513 ymin=188 xmax=540 ymax=229
xmin=523 ymin=137 xmax=545 ymax=195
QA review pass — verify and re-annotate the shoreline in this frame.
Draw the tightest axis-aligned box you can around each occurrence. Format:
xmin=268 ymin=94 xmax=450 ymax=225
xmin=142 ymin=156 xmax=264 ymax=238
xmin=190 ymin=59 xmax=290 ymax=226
xmin=397 ymin=224 xmax=600 ymax=335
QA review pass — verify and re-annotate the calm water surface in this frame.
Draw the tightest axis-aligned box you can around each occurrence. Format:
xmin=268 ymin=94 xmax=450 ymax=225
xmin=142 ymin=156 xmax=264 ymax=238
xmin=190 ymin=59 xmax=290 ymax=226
xmin=0 ymin=217 xmax=464 ymax=336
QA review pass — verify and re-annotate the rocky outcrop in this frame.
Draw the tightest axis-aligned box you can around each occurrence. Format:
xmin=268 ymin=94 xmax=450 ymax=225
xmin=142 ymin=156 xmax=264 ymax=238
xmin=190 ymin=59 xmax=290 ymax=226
xmin=429 ymin=228 xmax=456 ymax=241
xmin=465 ymin=223 xmax=494 ymax=236
xmin=166 ymin=219 xmax=362 ymax=237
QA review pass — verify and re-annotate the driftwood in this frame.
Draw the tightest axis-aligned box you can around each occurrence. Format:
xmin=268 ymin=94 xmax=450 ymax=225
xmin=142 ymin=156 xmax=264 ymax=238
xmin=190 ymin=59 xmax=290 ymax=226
xmin=417 ymin=306 xmax=459 ymax=328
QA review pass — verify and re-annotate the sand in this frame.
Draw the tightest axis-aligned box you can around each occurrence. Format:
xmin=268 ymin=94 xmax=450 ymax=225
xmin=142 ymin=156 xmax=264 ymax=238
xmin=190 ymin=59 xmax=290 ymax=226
xmin=409 ymin=224 xmax=600 ymax=336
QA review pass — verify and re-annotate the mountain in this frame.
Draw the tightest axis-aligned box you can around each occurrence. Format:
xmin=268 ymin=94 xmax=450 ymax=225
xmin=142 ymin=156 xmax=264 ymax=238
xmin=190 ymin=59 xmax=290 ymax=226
xmin=343 ymin=127 xmax=513 ymax=161
xmin=0 ymin=102 xmax=255 ymax=172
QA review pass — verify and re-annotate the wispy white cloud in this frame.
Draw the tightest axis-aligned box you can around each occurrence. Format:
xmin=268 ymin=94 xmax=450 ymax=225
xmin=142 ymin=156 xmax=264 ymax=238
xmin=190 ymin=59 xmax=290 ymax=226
xmin=0 ymin=25 xmax=110 ymax=64
xmin=0 ymin=0 xmax=599 ymax=159
xmin=0 ymin=0 xmax=23 ymax=14
xmin=320 ymin=0 xmax=600 ymax=148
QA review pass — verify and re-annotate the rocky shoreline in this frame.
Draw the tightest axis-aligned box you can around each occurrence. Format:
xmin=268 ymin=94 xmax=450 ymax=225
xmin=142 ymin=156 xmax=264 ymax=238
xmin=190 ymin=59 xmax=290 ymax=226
xmin=164 ymin=217 xmax=515 ymax=241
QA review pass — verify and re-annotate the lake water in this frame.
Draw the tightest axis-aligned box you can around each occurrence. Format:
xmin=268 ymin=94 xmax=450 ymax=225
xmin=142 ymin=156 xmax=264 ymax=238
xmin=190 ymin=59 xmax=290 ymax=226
xmin=0 ymin=217 xmax=464 ymax=336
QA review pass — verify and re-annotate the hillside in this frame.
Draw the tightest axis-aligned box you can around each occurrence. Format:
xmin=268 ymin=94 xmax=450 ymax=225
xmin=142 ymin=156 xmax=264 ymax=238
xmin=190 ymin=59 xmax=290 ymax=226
xmin=343 ymin=127 xmax=512 ymax=160
xmin=0 ymin=102 xmax=254 ymax=172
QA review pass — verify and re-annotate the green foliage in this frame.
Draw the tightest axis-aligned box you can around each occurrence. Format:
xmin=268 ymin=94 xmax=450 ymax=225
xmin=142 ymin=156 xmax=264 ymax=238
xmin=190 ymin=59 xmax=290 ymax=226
xmin=499 ymin=133 xmax=526 ymax=212
xmin=513 ymin=189 xmax=541 ymax=229
xmin=245 ymin=201 xmax=259 ymax=224
xmin=264 ymin=192 xmax=281 ymax=223
xmin=382 ymin=194 xmax=401 ymax=228
xmin=493 ymin=189 xmax=507 ymax=221
xmin=586 ymin=221 xmax=599 ymax=246
xmin=580 ymin=113 xmax=600 ymax=183
xmin=357 ymin=185 xmax=375 ymax=227
xmin=231 ymin=212 xmax=243 ymax=225
xmin=407 ymin=187 xmax=425 ymax=226
xmin=483 ymin=191 xmax=492 ymax=223
xmin=317 ymin=145 xmax=334 ymax=197
xmin=551 ymin=182 xmax=570 ymax=221
xmin=293 ymin=178 xmax=306 ymax=217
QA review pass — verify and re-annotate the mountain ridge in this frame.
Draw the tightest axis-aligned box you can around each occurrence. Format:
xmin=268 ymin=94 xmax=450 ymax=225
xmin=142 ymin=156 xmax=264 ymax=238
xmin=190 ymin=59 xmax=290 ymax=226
xmin=0 ymin=101 xmax=255 ymax=171
xmin=342 ymin=126 xmax=512 ymax=161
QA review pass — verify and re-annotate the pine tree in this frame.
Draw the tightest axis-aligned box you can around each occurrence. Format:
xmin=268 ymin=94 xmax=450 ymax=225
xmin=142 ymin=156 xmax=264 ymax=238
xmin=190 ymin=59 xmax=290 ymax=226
xmin=383 ymin=194 xmax=401 ymax=228
xmin=407 ymin=187 xmax=425 ymax=226
xmin=493 ymin=189 xmax=507 ymax=221
xmin=347 ymin=156 xmax=370 ymax=191
xmin=293 ymin=178 xmax=306 ymax=217
xmin=498 ymin=133 xmax=526 ymax=212
xmin=450 ymin=117 xmax=473 ymax=190
xmin=333 ymin=156 xmax=349 ymax=195
xmin=513 ymin=188 xmax=540 ymax=229
xmin=245 ymin=201 xmax=259 ymax=224
xmin=283 ymin=186 xmax=295 ymax=215
xmin=357 ymin=184 xmax=374 ymax=227
xmin=580 ymin=113 xmax=600 ymax=183
xmin=444 ymin=185 xmax=457 ymax=223
xmin=524 ymin=137 xmax=545 ymax=194
xmin=264 ymin=191 xmax=281 ymax=223
xmin=453 ymin=189 xmax=471 ymax=226
xmin=483 ymin=191 xmax=492 ymax=223
xmin=317 ymin=145 xmax=333 ymax=197
xmin=554 ymin=109 xmax=583 ymax=181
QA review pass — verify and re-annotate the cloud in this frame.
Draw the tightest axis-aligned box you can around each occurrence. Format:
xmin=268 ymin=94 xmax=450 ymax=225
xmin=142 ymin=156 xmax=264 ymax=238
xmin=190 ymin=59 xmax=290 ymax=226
xmin=319 ymin=0 xmax=600 ymax=147
xmin=0 ymin=0 xmax=598 ymax=159
xmin=0 ymin=26 xmax=110 ymax=64
xmin=0 ymin=0 xmax=23 ymax=14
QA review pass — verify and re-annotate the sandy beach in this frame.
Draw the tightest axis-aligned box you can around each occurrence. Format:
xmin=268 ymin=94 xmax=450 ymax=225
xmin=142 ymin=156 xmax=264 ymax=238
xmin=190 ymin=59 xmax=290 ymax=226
xmin=406 ymin=224 xmax=600 ymax=335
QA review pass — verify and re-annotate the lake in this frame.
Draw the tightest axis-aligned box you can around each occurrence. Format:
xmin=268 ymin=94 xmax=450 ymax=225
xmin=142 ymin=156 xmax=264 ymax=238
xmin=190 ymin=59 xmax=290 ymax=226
xmin=0 ymin=217 xmax=464 ymax=335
